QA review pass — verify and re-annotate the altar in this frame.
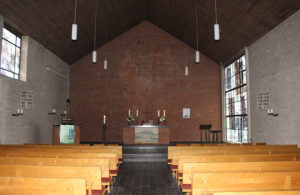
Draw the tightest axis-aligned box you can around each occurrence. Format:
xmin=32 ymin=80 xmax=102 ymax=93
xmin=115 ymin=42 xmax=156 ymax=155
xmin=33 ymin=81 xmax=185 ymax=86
xmin=123 ymin=125 xmax=170 ymax=144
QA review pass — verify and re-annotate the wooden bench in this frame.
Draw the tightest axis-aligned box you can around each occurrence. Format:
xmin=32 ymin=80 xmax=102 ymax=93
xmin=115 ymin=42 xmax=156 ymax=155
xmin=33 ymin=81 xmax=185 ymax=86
xmin=0 ymin=176 xmax=86 ymax=195
xmin=192 ymin=171 xmax=300 ymax=195
xmin=0 ymin=145 xmax=123 ymax=163
xmin=213 ymin=191 xmax=300 ymax=195
xmin=181 ymin=161 xmax=300 ymax=194
xmin=0 ymin=164 xmax=104 ymax=195
xmin=170 ymin=148 xmax=300 ymax=176
xmin=168 ymin=145 xmax=298 ymax=164
xmin=177 ymin=153 xmax=300 ymax=177
xmin=0 ymin=156 xmax=112 ymax=189
xmin=0 ymin=151 xmax=119 ymax=175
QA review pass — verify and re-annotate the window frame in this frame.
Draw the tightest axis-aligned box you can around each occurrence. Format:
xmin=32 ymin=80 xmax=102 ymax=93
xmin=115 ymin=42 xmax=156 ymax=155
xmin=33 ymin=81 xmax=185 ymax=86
xmin=0 ymin=24 xmax=22 ymax=80
xmin=224 ymin=53 xmax=248 ymax=143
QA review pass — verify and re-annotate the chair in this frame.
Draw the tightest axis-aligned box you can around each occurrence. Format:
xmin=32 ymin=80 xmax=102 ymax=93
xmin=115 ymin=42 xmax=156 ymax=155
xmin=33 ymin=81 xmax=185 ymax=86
xmin=199 ymin=124 xmax=212 ymax=144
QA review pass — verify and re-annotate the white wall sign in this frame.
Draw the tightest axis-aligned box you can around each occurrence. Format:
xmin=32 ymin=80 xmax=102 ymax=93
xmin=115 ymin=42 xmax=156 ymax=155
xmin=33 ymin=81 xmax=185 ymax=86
xmin=183 ymin=108 xmax=190 ymax=118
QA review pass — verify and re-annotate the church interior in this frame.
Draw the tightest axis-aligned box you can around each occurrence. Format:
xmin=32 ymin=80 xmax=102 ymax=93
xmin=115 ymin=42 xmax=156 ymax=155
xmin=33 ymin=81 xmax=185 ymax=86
xmin=0 ymin=0 xmax=300 ymax=194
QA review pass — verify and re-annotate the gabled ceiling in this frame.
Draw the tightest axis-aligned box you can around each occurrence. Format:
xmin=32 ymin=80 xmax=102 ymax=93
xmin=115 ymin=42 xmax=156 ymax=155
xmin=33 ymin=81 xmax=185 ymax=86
xmin=0 ymin=0 xmax=299 ymax=65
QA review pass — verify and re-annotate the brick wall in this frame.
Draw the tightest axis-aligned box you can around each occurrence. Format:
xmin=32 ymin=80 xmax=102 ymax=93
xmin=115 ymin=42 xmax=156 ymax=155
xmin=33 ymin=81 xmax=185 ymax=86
xmin=70 ymin=21 xmax=221 ymax=142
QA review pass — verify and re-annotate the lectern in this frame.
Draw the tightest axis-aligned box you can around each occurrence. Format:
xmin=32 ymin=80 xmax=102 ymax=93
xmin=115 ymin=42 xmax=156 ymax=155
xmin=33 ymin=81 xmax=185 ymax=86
xmin=52 ymin=125 xmax=80 ymax=145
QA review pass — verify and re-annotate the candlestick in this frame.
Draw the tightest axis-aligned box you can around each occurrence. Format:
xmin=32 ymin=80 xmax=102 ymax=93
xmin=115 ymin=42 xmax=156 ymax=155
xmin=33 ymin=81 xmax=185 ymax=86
xmin=158 ymin=110 xmax=160 ymax=117
xmin=136 ymin=109 xmax=138 ymax=117
xmin=103 ymin=115 xmax=106 ymax=124
xmin=163 ymin=109 xmax=166 ymax=116
xmin=128 ymin=109 xmax=130 ymax=116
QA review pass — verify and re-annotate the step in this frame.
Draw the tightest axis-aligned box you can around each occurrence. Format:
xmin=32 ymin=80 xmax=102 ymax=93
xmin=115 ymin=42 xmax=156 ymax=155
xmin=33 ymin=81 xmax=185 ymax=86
xmin=123 ymin=145 xmax=167 ymax=162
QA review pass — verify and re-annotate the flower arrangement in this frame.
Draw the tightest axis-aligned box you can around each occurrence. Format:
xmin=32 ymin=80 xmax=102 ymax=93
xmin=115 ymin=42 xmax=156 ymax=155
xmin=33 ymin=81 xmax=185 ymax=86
xmin=159 ymin=115 xmax=166 ymax=122
xmin=126 ymin=115 xmax=135 ymax=123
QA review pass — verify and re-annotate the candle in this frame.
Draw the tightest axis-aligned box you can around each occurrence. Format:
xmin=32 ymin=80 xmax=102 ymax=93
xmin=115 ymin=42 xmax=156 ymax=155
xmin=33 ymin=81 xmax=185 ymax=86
xmin=17 ymin=109 xmax=21 ymax=114
xmin=158 ymin=110 xmax=160 ymax=117
xmin=136 ymin=109 xmax=138 ymax=117
xmin=163 ymin=109 xmax=166 ymax=116
xmin=128 ymin=109 xmax=130 ymax=116
xmin=103 ymin=115 xmax=106 ymax=124
xmin=63 ymin=110 xmax=67 ymax=114
xmin=52 ymin=109 xmax=56 ymax=113
xmin=20 ymin=109 xmax=23 ymax=114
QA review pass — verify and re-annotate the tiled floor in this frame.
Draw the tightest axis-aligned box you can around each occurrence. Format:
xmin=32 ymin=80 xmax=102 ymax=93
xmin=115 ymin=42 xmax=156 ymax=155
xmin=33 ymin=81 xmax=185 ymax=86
xmin=109 ymin=162 xmax=185 ymax=195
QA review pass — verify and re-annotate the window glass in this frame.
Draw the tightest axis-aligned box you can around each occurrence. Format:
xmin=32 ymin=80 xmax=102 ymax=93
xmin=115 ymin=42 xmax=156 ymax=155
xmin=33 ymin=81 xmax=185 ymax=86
xmin=225 ymin=55 xmax=248 ymax=143
xmin=0 ymin=27 xmax=21 ymax=79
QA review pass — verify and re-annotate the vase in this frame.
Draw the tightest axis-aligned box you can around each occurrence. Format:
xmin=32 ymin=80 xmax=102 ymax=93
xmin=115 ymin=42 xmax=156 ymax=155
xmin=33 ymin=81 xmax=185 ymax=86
xmin=128 ymin=122 xmax=131 ymax=126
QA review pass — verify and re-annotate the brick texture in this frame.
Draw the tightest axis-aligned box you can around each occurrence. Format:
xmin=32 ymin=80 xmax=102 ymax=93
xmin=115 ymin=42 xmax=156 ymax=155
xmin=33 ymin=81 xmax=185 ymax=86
xmin=70 ymin=21 xmax=221 ymax=142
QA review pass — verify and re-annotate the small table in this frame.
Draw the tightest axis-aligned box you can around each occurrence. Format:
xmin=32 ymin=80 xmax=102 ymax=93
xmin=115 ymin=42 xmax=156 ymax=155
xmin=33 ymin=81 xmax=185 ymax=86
xmin=199 ymin=124 xmax=212 ymax=144
xmin=210 ymin=130 xmax=222 ymax=144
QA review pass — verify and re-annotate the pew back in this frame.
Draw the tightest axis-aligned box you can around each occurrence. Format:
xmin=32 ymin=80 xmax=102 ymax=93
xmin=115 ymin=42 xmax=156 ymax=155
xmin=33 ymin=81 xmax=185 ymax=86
xmin=192 ymin=171 xmax=300 ymax=195
xmin=0 ymin=176 xmax=86 ymax=195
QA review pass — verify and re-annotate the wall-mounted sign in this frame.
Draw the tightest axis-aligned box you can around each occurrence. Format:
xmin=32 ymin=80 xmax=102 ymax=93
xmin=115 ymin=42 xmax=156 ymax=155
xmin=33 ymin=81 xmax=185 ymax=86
xmin=183 ymin=108 xmax=190 ymax=119
xmin=257 ymin=92 xmax=270 ymax=109
xmin=20 ymin=90 xmax=34 ymax=108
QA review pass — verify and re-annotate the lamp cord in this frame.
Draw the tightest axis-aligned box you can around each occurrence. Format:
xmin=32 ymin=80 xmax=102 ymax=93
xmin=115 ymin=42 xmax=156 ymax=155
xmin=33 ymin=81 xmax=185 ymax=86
xmin=195 ymin=5 xmax=199 ymax=50
xmin=74 ymin=0 xmax=77 ymax=24
xmin=93 ymin=0 xmax=99 ymax=50
xmin=215 ymin=0 xmax=218 ymax=24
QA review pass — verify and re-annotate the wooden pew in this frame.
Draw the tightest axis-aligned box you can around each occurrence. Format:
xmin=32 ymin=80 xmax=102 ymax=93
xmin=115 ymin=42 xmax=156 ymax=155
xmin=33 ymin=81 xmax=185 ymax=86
xmin=0 ymin=151 xmax=119 ymax=175
xmin=0 ymin=176 xmax=86 ymax=195
xmin=181 ymin=161 xmax=300 ymax=194
xmin=0 ymin=164 xmax=104 ymax=195
xmin=192 ymin=171 xmax=300 ymax=195
xmin=213 ymin=191 xmax=300 ymax=195
xmin=168 ymin=145 xmax=298 ymax=163
xmin=177 ymin=153 xmax=300 ymax=177
xmin=0 ymin=156 xmax=111 ymax=188
xmin=0 ymin=144 xmax=123 ymax=163
xmin=170 ymin=148 xmax=300 ymax=177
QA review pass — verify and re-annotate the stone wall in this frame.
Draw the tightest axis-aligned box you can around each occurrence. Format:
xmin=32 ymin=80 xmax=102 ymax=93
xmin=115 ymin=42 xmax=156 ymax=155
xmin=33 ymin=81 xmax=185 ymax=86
xmin=248 ymin=10 xmax=300 ymax=145
xmin=0 ymin=15 xmax=69 ymax=144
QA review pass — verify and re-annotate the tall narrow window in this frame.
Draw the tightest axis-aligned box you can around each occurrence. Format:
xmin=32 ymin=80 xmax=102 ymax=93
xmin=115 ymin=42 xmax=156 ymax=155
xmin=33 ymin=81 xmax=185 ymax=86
xmin=0 ymin=27 xmax=21 ymax=79
xmin=224 ymin=55 xmax=248 ymax=143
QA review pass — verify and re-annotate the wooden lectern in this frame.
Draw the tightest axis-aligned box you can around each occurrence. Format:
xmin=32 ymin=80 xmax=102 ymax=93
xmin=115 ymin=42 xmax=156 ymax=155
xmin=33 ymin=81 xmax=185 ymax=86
xmin=52 ymin=125 xmax=80 ymax=145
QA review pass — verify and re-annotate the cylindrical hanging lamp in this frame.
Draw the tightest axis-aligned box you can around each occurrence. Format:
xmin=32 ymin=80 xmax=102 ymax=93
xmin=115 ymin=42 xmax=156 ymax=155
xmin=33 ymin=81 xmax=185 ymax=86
xmin=185 ymin=66 xmax=189 ymax=76
xmin=104 ymin=59 xmax=108 ymax=70
xmin=214 ymin=0 xmax=220 ymax=41
xmin=214 ymin=24 xmax=220 ymax=40
xmin=92 ymin=51 xmax=97 ymax=63
xmin=195 ymin=5 xmax=200 ymax=63
xmin=195 ymin=51 xmax=200 ymax=63
xmin=92 ymin=0 xmax=98 ymax=63
xmin=71 ymin=0 xmax=78 ymax=40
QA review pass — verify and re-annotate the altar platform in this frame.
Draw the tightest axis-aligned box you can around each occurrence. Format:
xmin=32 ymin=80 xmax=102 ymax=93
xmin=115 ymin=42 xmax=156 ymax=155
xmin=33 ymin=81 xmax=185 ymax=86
xmin=123 ymin=125 xmax=170 ymax=145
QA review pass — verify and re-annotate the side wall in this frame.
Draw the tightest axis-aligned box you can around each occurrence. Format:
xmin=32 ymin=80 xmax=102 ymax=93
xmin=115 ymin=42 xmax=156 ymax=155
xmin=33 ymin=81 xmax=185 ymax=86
xmin=0 ymin=15 xmax=70 ymax=144
xmin=248 ymin=10 xmax=300 ymax=145
xmin=70 ymin=21 xmax=221 ymax=142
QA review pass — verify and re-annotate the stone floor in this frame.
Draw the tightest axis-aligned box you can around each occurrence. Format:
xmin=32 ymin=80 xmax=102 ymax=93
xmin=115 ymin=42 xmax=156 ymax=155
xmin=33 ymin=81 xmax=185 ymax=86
xmin=109 ymin=162 xmax=184 ymax=195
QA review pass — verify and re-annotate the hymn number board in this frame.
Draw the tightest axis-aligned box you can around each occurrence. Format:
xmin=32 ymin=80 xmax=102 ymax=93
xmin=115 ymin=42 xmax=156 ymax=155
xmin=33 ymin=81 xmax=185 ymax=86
xmin=20 ymin=90 xmax=34 ymax=108
xmin=257 ymin=92 xmax=270 ymax=109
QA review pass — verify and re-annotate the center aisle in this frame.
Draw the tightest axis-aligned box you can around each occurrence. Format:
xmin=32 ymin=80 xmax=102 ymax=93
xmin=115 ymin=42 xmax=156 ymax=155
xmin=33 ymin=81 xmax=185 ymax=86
xmin=110 ymin=162 xmax=184 ymax=195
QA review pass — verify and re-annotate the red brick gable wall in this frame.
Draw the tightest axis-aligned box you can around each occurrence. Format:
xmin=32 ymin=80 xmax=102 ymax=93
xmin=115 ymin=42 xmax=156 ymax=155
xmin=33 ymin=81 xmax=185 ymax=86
xmin=70 ymin=21 xmax=221 ymax=142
